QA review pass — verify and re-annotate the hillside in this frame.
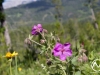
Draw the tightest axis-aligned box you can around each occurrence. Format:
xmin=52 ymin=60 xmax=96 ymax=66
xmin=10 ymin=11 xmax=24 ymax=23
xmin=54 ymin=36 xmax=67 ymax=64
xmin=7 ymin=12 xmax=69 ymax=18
xmin=4 ymin=0 xmax=100 ymax=28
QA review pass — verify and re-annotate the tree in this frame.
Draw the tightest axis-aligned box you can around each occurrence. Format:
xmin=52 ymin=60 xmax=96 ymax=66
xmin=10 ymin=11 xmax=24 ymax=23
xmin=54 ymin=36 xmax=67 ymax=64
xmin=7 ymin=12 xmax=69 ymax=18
xmin=51 ymin=0 xmax=65 ymax=34
xmin=86 ymin=0 xmax=99 ymax=29
xmin=0 ymin=0 xmax=11 ymax=51
xmin=0 ymin=0 xmax=5 ymax=28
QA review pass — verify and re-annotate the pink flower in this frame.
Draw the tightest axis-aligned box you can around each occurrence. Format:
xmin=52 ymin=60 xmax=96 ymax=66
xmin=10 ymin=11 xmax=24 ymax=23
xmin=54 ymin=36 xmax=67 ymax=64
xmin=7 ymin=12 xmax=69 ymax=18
xmin=31 ymin=24 xmax=43 ymax=35
xmin=52 ymin=42 xmax=72 ymax=61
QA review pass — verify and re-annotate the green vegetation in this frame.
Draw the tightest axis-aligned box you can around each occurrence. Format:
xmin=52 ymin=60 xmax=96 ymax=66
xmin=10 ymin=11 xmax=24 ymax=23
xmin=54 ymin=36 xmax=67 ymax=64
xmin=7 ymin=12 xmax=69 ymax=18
xmin=1 ymin=16 xmax=100 ymax=74
xmin=5 ymin=0 xmax=100 ymax=28
xmin=0 ymin=0 xmax=100 ymax=75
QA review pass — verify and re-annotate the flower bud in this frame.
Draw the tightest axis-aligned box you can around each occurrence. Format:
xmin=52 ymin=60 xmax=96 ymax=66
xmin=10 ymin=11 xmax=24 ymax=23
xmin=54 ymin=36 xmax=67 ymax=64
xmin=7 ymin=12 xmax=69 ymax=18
xmin=80 ymin=42 xmax=84 ymax=48
xmin=40 ymin=39 xmax=46 ymax=44
xmin=82 ymin=53 xmax=88 ymax=62
xmin=43 ymin=29 xmax=48 ymax=33
xmin=78 ymin=53 xmax=88 ymax=63
xmin=57 ymin=37 xmax=60 ymax=42
xmin=46 ymin=59 xmax=52 ymax=66
xmin=24 ymin=38 xmax=31 ymax=45
xmin=78 ymin=55 xmax=83 ymax=63
xmin=79 ymin=49 xmax=86 ymax=54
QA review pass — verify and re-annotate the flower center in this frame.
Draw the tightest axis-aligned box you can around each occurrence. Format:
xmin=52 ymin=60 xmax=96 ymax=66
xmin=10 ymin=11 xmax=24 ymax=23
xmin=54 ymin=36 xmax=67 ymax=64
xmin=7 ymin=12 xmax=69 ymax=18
xmin=36 ymin=28 xmax=40 ymax=32
xmin=61 ymin=48 xmax=65 ymax=54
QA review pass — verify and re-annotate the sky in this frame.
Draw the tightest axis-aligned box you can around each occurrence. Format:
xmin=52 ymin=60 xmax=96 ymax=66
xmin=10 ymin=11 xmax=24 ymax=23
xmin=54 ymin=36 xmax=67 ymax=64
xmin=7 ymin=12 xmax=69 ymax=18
xmin=3 ymin=0 xmax=37 ymax=9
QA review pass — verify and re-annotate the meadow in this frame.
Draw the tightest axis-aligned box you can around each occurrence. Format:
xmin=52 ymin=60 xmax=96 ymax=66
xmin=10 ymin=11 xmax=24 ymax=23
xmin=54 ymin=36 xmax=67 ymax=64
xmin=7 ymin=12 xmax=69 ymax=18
xmin=1 ymin=0 xmax=100 ymax=75
xmin=1 ymin=16 xmax=100 ymax=75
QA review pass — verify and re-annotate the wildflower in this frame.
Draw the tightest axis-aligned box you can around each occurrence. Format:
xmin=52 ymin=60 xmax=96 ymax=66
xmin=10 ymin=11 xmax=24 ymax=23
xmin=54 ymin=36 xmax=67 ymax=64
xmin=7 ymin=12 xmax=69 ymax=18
xmin=5 ymin=52 xmax=12 ymax=58
xmin=18 ymin=68 xmax=22 ymax=71
xmin=31 ymin=24 xmax=43 ymax=35
xmin=4 ymin=51 xmax=18 ymax=58
xmin=11 ymin=51 xmax=18 ymax=57
xmin=52 ymin=42 xmax=72 ymax=61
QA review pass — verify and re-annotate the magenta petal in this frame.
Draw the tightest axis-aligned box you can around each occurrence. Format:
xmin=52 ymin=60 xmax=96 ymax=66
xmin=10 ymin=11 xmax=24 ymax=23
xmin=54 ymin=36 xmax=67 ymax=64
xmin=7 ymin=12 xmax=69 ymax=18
xmin=33 ymin=25 xmax=37 ymax=29
xmin=63 ymin=50 xmax=72 ymax=57
xmin=31 ymin=24 xmax=43 ymax=35
xmin=54 ymin=43 xmax=62 ymax=51
xmin=54 ymin=43 xmax=62 ymax=48
xmin=53 ymin=51 xmax=61 ymax=56
xmin=52 ymin=42 xmax=72 ymax=61
xmin=37 ymin=24 xmax=42 ymax=28
xmin=31 ymin=30 xmax=38 ymax=35
xmin=64 ymin=43 xmax=71 ymax=50
xmin=60 ymin=55 xmax=66 ymax=61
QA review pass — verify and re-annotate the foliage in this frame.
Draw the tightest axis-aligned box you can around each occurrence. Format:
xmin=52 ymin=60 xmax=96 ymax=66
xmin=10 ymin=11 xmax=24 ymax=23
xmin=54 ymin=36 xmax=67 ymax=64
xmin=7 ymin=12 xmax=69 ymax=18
xmin=5 ymin=0 xmax=100 ymax=27
xmin=1 ymin=1 xmax=100 ymax=74
xmin=1 ymin=15 xmax=100 ymax=74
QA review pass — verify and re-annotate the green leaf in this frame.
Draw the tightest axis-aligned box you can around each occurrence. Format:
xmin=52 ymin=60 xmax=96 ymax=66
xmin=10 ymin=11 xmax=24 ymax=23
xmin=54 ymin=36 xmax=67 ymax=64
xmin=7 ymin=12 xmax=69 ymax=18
xmin=76 ymin=40 xmax=80 ymax=49
xmin=71 ymin=56 xmax=78 ymax=66
xmin=89 ymin=51 xmax=95 ymax=60
xmin=75 ymin=71 xmax=81 ymax=75
xmin=41 ymin=46 xmax=46 ymax=50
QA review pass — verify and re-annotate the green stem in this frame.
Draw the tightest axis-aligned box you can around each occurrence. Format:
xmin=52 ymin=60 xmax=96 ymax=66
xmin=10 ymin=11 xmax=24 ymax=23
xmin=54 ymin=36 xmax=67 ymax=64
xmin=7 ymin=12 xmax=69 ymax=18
xmin=66 ymin=65 xmax=69 ymax=75
xmin=39 ymin=32 xmax=47 ymax=42
xmin=30 ymin=39 xmax=42 ymax=46
xmin=10 ymin=61 xmax=12 ymax=75
xmin=39 ymin=32 xmax=48 ymax=46
xmin=15 ymin=56 xmax=17 ymax=75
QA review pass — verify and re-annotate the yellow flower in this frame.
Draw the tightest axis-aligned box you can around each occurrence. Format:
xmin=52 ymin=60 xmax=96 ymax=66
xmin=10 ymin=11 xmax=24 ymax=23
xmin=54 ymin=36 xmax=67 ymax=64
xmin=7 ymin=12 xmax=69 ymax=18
xmin=5 ymin=52 xmax=12 ymax=58
xmin=11 ymin=51 xmax=18 ymax=57
xmin=4 ymin=51 xmax=18 ymax=58
xmin=18 ymin=68 xmax=22 ymax=71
